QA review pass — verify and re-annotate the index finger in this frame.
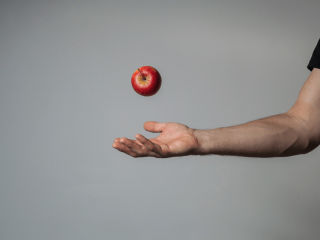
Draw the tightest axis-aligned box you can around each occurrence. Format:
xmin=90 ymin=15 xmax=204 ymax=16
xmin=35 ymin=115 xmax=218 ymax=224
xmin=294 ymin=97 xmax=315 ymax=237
xmin=135 ymin=134 xmax=164 ymax=156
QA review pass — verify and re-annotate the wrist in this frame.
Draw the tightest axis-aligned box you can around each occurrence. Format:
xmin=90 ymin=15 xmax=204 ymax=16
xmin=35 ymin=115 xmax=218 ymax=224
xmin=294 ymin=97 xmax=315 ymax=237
xmin=192 ymin=129 xmax=206 ymax=155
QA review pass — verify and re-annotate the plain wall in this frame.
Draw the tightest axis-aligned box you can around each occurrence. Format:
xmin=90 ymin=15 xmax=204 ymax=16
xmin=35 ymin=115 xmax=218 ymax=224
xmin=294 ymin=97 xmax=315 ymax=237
xmin=1 ymin=0 xmax=320 ymax=239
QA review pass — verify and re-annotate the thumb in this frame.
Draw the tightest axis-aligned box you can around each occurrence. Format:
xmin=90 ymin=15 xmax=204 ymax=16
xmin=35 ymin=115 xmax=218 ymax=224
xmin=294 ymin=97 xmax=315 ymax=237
xmin=143 ymin=121 xmax=166 ymax=133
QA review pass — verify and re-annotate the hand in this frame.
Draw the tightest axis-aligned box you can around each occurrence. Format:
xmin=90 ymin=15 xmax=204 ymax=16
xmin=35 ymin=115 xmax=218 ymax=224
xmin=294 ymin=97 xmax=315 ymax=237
xmin=112 ymin=121 xmax=199 ymax=158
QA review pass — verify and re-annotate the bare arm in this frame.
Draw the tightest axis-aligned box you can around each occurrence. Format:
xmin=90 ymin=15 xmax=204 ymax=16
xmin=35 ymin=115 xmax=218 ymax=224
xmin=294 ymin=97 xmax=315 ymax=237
xmin=193 ymin=113 xmax=309 ymax=158
xmin=113 ymin=69 xmax=320 ymax=158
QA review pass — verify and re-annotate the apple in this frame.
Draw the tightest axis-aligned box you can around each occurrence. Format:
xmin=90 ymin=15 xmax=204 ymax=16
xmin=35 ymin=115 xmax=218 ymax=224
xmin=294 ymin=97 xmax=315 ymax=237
xmin=131 ymin=66 xmax=162 ymax=96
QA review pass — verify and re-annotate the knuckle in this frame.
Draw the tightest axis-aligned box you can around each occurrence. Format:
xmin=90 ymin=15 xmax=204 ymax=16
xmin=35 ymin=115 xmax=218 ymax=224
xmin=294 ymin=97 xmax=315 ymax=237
xmin=142 ymin=149 xmax=149 ymax=155
xmin=136 ymin=149 xmax=145 ymax=155
xmin=141 ymin=145 xmax=149 ymax=153
xmin=148 ymin=144 xmax=154 ymax=151
xmin=161 ymin=150 xmax=169 ymax=158
xmin=131 ymin=151 xmax=140 ymax=158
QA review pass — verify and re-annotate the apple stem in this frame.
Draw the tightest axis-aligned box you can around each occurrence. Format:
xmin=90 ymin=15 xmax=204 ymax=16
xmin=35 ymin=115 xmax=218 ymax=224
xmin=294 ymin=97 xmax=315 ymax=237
xmin=138 ymin=68 xmax=146 ymax=80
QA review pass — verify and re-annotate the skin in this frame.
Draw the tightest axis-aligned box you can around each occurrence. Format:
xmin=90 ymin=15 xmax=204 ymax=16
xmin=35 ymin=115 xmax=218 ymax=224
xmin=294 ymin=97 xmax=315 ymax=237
xmin=113 ymin=68 xmax=320 ymax=158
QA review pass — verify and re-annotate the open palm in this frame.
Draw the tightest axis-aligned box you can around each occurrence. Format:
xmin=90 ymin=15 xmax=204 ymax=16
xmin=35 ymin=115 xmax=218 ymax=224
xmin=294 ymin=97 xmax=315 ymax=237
xmin=113 ymin=121 xmax=199 ymax=158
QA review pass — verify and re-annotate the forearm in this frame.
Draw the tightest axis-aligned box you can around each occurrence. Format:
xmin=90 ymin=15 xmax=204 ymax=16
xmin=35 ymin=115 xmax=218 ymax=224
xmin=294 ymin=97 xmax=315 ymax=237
xmin=193 ymin=113 xmax=310 ymax=158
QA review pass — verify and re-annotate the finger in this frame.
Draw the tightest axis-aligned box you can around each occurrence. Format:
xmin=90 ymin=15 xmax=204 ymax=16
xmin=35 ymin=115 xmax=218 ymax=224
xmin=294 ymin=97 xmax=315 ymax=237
xmin=114 ymin=138 xmax=120 ymax=143
xmin=135 ymin=134 xmax=164 ymax=155
xmin=120 ymin=137 xmax=143 ymax=152
xmin=120 ymin=137 xmax=162 ymax=158
xmin=119 ymin=137 xmax=157 ymax=157
xmin=112 ymin=142 xmax=139 ymax=157
xmin=133 ymin=139 xmax=144 ymax=147
xmin=143 ymin=121 xmax=166 ymax=133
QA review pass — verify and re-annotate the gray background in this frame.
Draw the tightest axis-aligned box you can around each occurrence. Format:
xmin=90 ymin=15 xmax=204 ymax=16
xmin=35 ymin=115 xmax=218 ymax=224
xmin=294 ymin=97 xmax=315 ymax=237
xmin=1 ymin=0 xmax=320 ymax=239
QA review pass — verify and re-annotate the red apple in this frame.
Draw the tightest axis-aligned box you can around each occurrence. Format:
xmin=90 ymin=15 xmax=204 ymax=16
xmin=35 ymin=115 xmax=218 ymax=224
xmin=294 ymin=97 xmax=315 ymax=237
xmin=131 ymin=66 xmax=162 ymax=96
